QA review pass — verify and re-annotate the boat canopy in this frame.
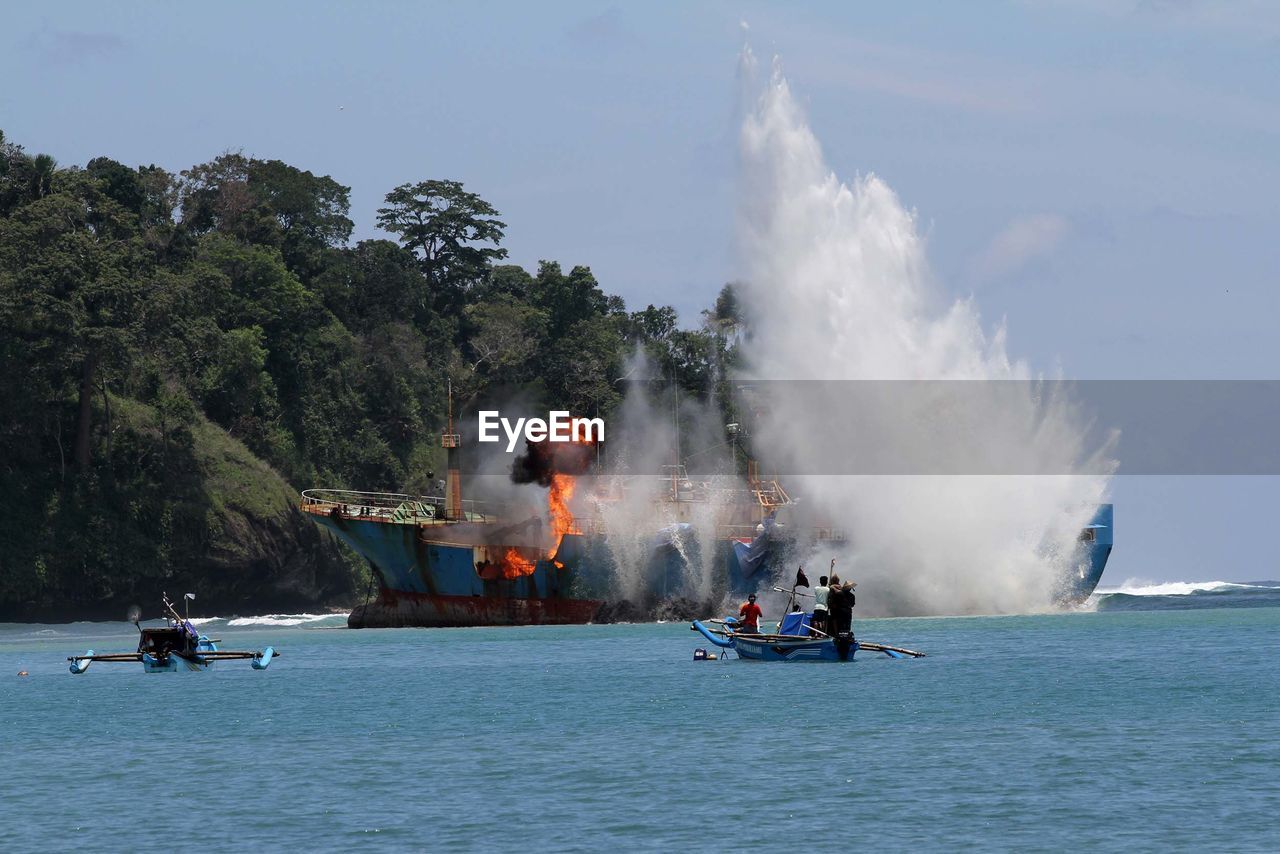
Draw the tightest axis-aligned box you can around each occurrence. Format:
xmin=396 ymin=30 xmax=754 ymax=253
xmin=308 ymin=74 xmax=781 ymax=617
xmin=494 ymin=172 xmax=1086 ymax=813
xmin=779 ymin=611 xmax=811 ymax=636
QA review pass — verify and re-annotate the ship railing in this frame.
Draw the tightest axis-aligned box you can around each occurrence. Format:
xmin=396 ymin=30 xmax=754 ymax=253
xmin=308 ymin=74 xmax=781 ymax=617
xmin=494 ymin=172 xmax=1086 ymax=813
xmin=812 ymin=526 xmax=847 ymax=542
xmin=751 ymin=478 xmax=792 ymax=508
xmin=718 ymin=524 xmax=761 ymax=541
xmin=300 ymin=489 xmax=494 ymax=524
xmin=563 ymin=519 xmax=848 ymax=543
xmin=589 ymin=473 xmax=795 ymax=509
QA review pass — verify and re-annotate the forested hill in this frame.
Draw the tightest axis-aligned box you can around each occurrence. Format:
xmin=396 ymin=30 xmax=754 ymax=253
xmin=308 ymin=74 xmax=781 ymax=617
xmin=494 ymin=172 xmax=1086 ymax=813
xmin=0 ymin=131 xmax=740 ymax=620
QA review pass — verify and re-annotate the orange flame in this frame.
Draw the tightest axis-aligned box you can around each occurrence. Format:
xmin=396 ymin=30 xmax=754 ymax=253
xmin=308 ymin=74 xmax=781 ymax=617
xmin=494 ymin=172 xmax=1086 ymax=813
xmin=548 ymin=473 xmax=577 ymax=557
xmin=500 ymin=547 xmax=537 ymax=579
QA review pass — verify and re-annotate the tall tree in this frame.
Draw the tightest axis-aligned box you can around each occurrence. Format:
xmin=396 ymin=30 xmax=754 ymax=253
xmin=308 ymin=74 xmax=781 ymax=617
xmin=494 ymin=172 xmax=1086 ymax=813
xmin=376 ymin=180 xmax=506 ymax=309
xmin=0 ymin=137 xmax=60 ymax=215
xmin=702 ymin=283 xmax=742 ymax=341
xmin=247 ymin=159 xmax=352 ymax=277
xmin=0 ymin=170 xmax=146 ymax=470
xmin=532 ymin=262 xmax=611 ymax=339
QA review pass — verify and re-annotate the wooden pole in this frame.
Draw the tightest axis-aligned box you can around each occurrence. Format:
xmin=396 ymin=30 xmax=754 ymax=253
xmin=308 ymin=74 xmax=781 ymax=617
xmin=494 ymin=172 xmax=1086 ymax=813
xmin=856 ymin=641 xmax=927 ymax=658
xmin=772 ymin=585 xmax=814 ymax=598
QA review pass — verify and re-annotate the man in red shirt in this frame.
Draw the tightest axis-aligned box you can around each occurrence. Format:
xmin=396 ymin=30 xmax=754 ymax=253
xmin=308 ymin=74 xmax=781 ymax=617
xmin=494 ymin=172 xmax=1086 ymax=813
xmin=737 ymin=593 xmax=764 ymax=634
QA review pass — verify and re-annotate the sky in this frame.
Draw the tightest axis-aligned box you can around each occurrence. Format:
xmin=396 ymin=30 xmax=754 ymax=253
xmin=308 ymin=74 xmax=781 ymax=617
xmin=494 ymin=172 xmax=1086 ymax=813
xmin=4 ymin=1 xmax=1280 ymax=584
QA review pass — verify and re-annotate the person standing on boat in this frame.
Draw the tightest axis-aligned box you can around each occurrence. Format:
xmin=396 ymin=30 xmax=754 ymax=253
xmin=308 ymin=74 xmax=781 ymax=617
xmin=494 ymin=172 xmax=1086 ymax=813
xmin=811 ymin=574 xmax=831 ymax=637
xmin=737 ymin=593 xmax=764 ymax=634
xmin=828 ymin=579 xmax=857 ymax=637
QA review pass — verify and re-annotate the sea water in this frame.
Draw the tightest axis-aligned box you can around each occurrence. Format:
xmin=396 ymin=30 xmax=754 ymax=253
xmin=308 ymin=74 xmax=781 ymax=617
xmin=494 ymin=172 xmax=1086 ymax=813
xmin=2 ymin=587 xmax=1278 ymax=852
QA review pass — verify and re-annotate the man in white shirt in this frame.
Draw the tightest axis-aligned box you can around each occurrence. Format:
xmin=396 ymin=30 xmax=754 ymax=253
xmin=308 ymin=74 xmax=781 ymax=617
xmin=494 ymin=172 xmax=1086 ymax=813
xmin=811 ymin=568 xmax=831 ymax=637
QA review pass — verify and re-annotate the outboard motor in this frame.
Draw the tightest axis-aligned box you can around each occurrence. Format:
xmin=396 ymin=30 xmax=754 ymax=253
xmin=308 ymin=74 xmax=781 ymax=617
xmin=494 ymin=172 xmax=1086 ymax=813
xmin=835 ymin=632 xmax=857 ymax=662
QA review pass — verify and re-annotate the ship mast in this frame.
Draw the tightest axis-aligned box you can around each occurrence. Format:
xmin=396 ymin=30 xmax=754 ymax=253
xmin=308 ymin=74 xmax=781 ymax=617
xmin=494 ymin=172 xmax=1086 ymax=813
xmin=442 ymin=378 xmax=462 ymax=520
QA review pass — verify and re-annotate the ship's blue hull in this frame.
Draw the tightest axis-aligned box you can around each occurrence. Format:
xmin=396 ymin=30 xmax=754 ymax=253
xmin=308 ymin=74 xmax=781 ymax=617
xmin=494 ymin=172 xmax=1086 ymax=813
xmin=310 ymin=504 xmax=1113 ymax=627
xmin=1070 ymin=503 xmax=1114 ymax=601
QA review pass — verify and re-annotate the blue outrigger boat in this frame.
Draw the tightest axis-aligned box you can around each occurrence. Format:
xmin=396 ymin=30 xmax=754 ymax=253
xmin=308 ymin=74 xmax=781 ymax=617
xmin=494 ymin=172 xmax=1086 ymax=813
xmin=692 ymin=579 xmax=926 ymax=662
xmin=692 ymin=613 xmax=924 ymax=662
xmin=68 ymin=593 xmax=277 ymax=674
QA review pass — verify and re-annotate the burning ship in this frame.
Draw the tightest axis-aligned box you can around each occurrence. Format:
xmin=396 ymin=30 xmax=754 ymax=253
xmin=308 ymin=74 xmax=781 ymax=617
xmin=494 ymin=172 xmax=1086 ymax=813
xmin=300 ymin=414 xmax=1114 ymax=628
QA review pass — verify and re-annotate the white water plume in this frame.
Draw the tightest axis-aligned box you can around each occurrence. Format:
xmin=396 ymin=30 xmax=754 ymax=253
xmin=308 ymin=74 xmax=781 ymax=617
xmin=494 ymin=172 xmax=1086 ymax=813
xmin=589 ymin=350 xmax=736 ymax=605
xmin=734 ymin=54 xmax=1114 ymax=615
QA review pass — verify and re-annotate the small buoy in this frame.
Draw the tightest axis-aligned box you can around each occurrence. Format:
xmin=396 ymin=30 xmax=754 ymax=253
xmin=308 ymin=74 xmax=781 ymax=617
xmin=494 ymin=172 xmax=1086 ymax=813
xmin=17 ymin=670 xmax=29 ymax=677
xmin=707 ymin=653 xmax=717 ymax=660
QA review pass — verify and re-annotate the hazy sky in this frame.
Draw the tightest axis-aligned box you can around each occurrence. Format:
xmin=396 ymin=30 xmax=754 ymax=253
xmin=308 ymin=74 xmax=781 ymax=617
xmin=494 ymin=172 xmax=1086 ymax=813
xmin=5 ymin=1 xmax=1279 ymax=584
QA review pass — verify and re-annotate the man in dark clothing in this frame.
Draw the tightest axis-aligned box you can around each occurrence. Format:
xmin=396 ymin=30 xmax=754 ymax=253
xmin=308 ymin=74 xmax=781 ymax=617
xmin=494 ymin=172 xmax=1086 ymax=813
xmin=827 ymin=580 xmax=857 ymax=636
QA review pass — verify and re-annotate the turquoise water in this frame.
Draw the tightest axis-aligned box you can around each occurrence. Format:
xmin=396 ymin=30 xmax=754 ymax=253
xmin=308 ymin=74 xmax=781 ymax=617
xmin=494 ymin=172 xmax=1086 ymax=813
xmin=3 ymin=594 xmax=1278 ymax=851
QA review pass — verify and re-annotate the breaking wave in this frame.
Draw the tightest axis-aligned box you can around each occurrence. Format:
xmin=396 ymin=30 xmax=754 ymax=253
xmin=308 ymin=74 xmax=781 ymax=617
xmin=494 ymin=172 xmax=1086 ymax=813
xmin=1093 ymin=580 xmax=1280 ymax=611
xmin=188 ymin=613 xmax=347 ymax=629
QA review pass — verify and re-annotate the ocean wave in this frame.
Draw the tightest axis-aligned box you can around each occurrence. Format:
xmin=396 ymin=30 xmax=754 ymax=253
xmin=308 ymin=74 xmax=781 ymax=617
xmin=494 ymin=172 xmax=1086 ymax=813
xmin=226 ymin=613 xmax=345 ymax=628
xmin=1092 ymin=579 xmax=1280 ymax=612
xmin=188 ymin=613 xmax=346 ymax=628
xmin=1095 ymin=580 xmax=1276 ymax=597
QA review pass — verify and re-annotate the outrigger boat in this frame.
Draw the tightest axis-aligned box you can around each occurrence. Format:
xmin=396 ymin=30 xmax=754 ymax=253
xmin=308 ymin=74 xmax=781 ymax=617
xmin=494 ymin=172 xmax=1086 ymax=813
xmin=68 ymin=593 xmax=277 ymax=674
xmin=692 ymin=615 xmax=924 ymax=661
xmin=690 ymin=584 xmax=925 ymax=662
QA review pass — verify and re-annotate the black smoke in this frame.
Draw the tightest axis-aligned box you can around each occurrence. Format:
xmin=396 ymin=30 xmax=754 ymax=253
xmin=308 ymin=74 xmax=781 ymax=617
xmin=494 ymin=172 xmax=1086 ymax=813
xmin=510 ymin=439 xmax=597 ymax=486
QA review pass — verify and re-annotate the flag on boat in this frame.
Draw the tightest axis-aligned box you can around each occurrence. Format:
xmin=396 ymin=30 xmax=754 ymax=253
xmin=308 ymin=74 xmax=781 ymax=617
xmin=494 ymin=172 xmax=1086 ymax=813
xmin=795 ymin=567 xmax=810 ymax=589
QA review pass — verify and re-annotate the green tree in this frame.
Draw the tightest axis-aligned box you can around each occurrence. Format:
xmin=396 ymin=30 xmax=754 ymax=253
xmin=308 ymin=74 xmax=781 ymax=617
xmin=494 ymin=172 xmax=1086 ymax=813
xmin=464 ymin=296 xmax=547 ymax=381
xmin=357 ymin=321 xmax=441 ymax=466
xmin=702 ymin=282 xmax=742 ymax=340
xmin=178 ymin=153 xmax=261 ymax=239
xmin=0 ymin=137 xmax=60 ymax=215
xmin=628 ymin=304 xmax=678 ymax=343
xmin=197 ymin=325 xmax=281 ymax=443
xmin=531 ymin=261 xmax=612 ymax=339
xmin=29 ymin=153 xmax=58 ymax=201
xmin=376 ymin=180 xmax=506 ymax=309
xmin=248 ymin=158 xmax=352 ymax=277
xmin=316 ymin=239 xmax=432 ymax=332
xmin=473 ymin=263 xmax=535 ymax=303
xmin=178 ymin=154 xmax=353 ymax=278
xmin=543 ymin=314 xmax=624 ymax=416
xmin=0 ymin=170 xmax=147 ymax=470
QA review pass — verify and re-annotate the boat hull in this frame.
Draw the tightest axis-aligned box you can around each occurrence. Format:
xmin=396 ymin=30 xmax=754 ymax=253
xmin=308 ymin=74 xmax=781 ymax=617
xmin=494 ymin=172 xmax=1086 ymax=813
xmin=732 ymin=634 xmax=857 ymax=662
xmin=1064 ymin=503 xmax=1113 ymax=602
xmin=348 ymin=591 xmax=603 ymax=629
xmin=142 ymin=637 xmax=216 ymax=673
xmin=142 ymin=653 xmax=211 ymax=672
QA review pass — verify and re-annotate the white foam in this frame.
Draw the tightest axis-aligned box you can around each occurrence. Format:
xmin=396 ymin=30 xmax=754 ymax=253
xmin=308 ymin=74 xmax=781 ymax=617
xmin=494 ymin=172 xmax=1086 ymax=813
xmin=1096 ymin=579 xmax=1276 ymax=596
xmin=225 ymin=613 xmax=342 ymax=627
